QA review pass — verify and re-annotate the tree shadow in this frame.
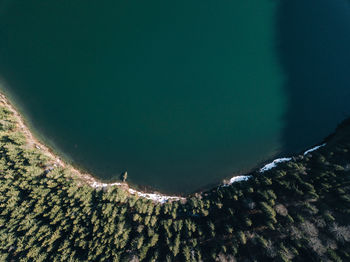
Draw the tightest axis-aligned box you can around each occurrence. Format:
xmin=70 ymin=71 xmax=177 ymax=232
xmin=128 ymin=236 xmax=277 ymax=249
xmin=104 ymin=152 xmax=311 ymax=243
xmin=276 ymin=0 xmax=350 ymax=154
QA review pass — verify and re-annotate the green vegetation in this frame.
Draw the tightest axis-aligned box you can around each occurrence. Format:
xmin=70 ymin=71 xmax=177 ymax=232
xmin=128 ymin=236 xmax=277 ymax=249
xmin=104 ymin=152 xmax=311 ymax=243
xmin=0 ymin=101 xmax=349 ymax=261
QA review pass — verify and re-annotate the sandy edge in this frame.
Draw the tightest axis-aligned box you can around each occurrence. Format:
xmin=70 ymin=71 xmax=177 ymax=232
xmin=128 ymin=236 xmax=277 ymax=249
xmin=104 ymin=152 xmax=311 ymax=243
xmin=0 ymin=92 xmax=327 ymax=203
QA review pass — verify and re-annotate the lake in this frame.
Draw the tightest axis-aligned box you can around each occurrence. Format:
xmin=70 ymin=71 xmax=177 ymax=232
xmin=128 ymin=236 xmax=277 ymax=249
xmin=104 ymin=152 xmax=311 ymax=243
xmin=0 ymin=0 xmax=349 ymax=193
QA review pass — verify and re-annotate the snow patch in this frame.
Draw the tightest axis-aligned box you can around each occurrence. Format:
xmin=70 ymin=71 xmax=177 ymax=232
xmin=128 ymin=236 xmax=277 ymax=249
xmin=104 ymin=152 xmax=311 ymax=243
xmin=221 ymin=175 xmax=252 ymax=187
xmin=260 ymin=158 xmax=292 ymax=173
xmin=90 ymin=181 xmax=122 ymax=188
xmin=90 ymin=181 xmax=184 ymax=204
xmin=128 ymin=189 xmax=184 ymax=204
xmin=228 ymin=175 xmax=251 ymax=184
xmin=304 ymin=143 xmax=326 ymax=156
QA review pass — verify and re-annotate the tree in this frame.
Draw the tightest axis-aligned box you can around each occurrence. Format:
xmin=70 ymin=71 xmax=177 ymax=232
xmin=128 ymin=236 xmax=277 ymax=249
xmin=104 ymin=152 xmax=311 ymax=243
xmin=121 ymin=171 xmax=127 ymax=182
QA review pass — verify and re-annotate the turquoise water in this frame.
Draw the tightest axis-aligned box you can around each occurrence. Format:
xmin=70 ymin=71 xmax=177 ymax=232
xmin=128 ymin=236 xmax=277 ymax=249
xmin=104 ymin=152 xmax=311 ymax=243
xmin=0 ymin=0 xmax=349 ymax=193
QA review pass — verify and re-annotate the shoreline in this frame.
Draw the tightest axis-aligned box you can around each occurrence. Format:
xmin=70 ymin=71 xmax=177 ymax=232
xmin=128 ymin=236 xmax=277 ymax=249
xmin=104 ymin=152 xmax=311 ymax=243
xmin=0 ymin=91 xmax=330 ymax=203
xmin=0 ymin=92 xmax=185 ymax=203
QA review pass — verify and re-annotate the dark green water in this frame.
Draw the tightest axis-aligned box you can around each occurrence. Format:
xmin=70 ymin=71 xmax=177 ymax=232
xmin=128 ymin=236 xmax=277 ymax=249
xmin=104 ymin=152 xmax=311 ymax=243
xmin=0 ymin=0 xmax=349 ymax=193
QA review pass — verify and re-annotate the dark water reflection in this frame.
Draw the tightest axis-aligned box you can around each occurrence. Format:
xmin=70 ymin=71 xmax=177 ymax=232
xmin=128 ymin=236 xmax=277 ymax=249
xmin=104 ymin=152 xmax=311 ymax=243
xmin=276 ymin=0 xmax=350 ymax=153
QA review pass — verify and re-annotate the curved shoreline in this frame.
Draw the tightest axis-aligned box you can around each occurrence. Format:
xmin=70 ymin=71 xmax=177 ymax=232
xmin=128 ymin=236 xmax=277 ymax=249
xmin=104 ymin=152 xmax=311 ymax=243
xmin=0 ymin=92 xmax=186 ymax=203
xmin=0 ymin=92 xmax=330 ymax=203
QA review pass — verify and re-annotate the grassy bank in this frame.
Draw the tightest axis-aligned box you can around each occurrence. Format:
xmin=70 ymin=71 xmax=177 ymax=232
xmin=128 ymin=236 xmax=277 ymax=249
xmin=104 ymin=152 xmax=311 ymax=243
xmin=0 ymin=93 xmax=349 ymax=261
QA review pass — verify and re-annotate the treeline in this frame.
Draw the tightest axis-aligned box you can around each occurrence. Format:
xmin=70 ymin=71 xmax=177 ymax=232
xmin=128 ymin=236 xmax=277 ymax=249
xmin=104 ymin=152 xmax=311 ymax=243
xmin=0 ymin=104 xmax=349 ymax=261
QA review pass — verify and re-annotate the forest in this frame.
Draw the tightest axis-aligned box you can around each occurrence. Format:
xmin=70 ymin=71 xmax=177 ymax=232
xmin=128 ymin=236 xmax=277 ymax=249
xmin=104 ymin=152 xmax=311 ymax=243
xmin=0 ymin=100 xmax=349 ymax=262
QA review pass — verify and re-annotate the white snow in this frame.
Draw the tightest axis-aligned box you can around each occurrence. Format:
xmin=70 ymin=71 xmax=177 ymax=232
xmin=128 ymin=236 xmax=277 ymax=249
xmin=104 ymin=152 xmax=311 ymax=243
xmin=90 ymin=181 xmax=122 ymax=188
xmin=303 ymin=143 xmax=326 ymax=156
xmin=228 ymin=175 xmax=251 ymax=185
xmin=221 ymin=175 xmax=252 ymax=187
xmin=260 ymin=158 xmax=292 ymax=173
xmin=128 ymin=189 xmax=184 ymax=204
